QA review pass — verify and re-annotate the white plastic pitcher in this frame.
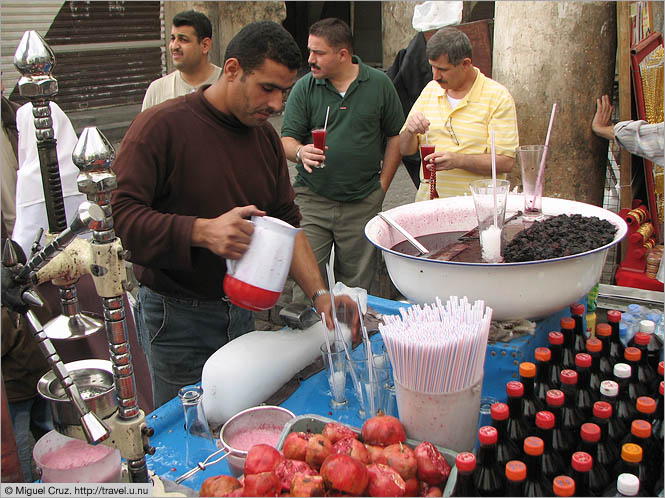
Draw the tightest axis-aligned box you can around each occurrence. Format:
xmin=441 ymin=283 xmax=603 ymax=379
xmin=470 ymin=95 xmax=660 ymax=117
xmin=223 ymin=216 xmax=301 ymax=311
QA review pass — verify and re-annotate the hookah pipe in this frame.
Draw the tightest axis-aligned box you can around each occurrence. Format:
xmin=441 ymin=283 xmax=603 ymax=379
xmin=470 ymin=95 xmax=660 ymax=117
xmin=3 ymin=30 xmax=152 ymax=483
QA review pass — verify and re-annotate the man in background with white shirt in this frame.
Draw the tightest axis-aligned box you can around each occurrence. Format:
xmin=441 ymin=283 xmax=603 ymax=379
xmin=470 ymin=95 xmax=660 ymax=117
xmin=141 ymin=10 xmax=222 ymax=110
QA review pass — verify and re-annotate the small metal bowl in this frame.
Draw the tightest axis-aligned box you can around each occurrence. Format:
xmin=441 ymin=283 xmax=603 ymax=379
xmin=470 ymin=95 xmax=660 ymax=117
xmin=37 ymin=359 xmax=117 ymax=431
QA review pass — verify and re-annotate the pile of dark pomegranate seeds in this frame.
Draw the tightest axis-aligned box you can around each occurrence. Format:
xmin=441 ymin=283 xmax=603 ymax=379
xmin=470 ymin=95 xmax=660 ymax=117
xmin=504 ymin=214 xmax=617 ymax=263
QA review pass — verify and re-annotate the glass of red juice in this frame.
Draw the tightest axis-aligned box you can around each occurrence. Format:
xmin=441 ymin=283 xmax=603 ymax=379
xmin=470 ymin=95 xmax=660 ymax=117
xmin=311 ymin=128 xmax=327 ymax=168
xmin=420 ymin=144 xmax=435 ymax=183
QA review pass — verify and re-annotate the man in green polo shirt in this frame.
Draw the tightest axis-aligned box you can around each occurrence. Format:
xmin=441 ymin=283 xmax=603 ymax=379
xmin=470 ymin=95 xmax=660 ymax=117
xmin=281 ymin=17 xmax=403 ymax=304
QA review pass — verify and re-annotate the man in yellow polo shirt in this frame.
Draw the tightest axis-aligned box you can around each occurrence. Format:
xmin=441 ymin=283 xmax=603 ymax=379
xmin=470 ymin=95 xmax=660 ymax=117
xmin=399 ymin=27 xmax=519 ymax=201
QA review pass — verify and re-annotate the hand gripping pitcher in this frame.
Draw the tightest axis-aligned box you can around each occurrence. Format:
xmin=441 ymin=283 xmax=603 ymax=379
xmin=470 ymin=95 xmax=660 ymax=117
xmin=223 ymin=216 xmax=301 ymax=311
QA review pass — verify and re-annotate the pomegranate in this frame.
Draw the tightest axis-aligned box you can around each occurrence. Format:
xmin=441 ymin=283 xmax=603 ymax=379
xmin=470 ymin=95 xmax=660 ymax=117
xmin=361 ymin=414 xmax=406 ymax=446
xmin=199 ymin=475 xmax=242 ymax=497
xmin=305 ymin=434 xmax=332 ymax=470
xmin=282 ymin=431 xmax=311 ymax=461
xmin=290 ymin=473 xmax=326 ymax=497
xmin=413 ymin=442 xmax=451 ymax=486
xmin=331 ymin=437 xmax=370 ymax=464
xmin=366 ymin=463 xmax=407 ymax=497
xmin=418 ymin=481 xmax=443 ymax=497
xmin=365 ymin=444 xmax=386 ymax=464
xmin=274 ymin=458 xmax=316 ymax=492
xmin=382 ymin=443 xmax=417 ymax=480
xmin=244 ymin=444 xmax=283 ymax=475
xmin=243 ymin=471 xmax=281 ymax=497
xmin=322 ymin=422 xmax=358 ymax=444
xmin=228 ymin=487 xmax=244 ymax=497
xmin=403 ymin=477 xmax=419 ymax=497
xmin=320 ymin=454 xmax=369 ymax=496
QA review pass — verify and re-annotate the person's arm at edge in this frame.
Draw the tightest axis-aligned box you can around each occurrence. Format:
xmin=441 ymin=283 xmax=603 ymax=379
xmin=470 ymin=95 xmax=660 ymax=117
xmin=380 ymin=135 xmax=402 ymax=192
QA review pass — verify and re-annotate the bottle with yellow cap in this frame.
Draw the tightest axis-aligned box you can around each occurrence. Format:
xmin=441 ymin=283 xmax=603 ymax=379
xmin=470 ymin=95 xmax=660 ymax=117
xmin=519 ymin=361 xmax=545 ymax=430
xmin=552 ymin=475 xmax=575 ymax=497
xmin=611 ymin=443 xmax=649 ymax=496
xmin=522 ymin=436 xmax=552 ymax=496
xmin=620 ymin=420 xmax=657 ymax=494
xmin=504 ymin=460 xmax=526 ymax=497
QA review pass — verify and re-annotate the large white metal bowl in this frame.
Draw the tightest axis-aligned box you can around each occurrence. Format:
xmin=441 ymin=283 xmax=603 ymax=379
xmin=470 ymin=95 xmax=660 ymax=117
xmin=365 ymin=195 xmax=627 ymax=321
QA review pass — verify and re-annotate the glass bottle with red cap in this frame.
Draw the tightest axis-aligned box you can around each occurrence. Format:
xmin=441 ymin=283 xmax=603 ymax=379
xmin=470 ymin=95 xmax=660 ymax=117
xmin=628 ymin=319 xmax=661 ymax=371
xmin=522 ymin=436 xmax=552 ymax=496
xmin=613 ymin=363 xmax=638 ymax=428
xmin=560 ymin=317 xmax=577 ymax=370
xmin=534 ymin=411 xmax=565 ymax=482
xmin=574 ymin=353 xmax=596 ymax=419
xmin=451 ymin=451 xmax=479 ymax=497
xmin=533 ymin=347 xmax=553 ymax=404
xmin=599 ymin=381 xmax=629 ymax=443
xmin=490 ymin=402 xmax=520 ymax=470
xmin=505 ymin=381 xmax=528 ymax=450
xmin=652 ymin=361 xmax=664 ymax=395
xmin=552 ymin=475 xmax=575 ymax=497
xmin=611 ymin=444 xmax=650 ymax=496
xmin=559 ymin=369 xmax=585 ymax=440
xmin=567 ymin=451 xmax=594 ymax=497
xmin=586 ymin=338 xmax=604 ymax=400
xmin=623 ymin=347 xmax=648 ymax=399
xmin=575 ymin=423 xmax=612 ymax=495
xmin=629 ymin=334 xmax=658 ymax=389
xmin=570 ymin=303 xmax=588 ymax=355
xmin=591 ymin=401 xmax=621 ymax=468
xmin=607 ymin=310 xmax=627 ymax=363
xmin=652 ymin=383 xmax=664 ymax=474
xmin=474 ymin=426 xmax=504 ymax=497
xmin=546 ymin=389 xmax=576 ymax=464
xmin=548 ymin=331 xmax=565 ymax=390
xmin=620 ymin=420 xmax=657 ymax=494
xmin=504 ymin=460 xmax=526 ymax=497
xmin=596 ymin=323 xmax=617 ymax=378
xmin=520 ymin=362 xmax=545 ymax=430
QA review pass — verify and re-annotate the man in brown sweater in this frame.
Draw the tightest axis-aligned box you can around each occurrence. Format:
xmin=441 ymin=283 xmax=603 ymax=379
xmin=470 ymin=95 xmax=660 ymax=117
xmin=112 ymin=21 xmax=351 ymax=408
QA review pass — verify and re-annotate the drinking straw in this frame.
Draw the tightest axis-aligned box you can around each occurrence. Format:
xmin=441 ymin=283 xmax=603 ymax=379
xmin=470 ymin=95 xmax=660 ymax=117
xmin=323 ymin=106 xmax=330 ymax=131
xmin=491 ymin=131 xmax=498 ymax=227
xmin=355 ymin=295 xmax=375 ymax=417
xmin=534 ymin=103 xmax=557 ymax=202
xmin=321 ymin=312 xmax=340 ymax=401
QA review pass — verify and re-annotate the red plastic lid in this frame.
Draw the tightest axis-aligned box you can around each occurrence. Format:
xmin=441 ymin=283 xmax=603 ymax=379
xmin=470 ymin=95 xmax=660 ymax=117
xmin=520 ymin=362 xmax=536 ymax=378
xmin=586 ymin=337 xmax=602 ymax=353
xmin=570 ymin=303 xmax=585 ymax=315
xmin=593 ymin=401 xmax=612 ymax=418
xmin=560 ymin=317 xmax=575 ymax=331
xmin=659 ymin=361 xmax=664 ymax=376
xmin=660 ymin=381 xmax=664 ymax=396
xmin=547 ymin=389 xmax=565 ymax=407
xmin=523 ymin=436 xmax=544 ymax=456
xmin=636 ymin=396 xmax=656 ymax=414
xmin=506 ymin=381 xmax=524 ymax=397
xmin=505 ymin=460 xmax=526 ymax=481
xmin=596 ymin=323 xmax=611 ymax=337
xmin=575 ymin=353 xmax=591 ymax=367
xmin=624 ymin=347 xmax=641 ymax=362
xmin=560 ymin=369 xmax=578 ymax=385
xmin=633 ymin=332 xmax=651 ymax=346
xmin=455 ymin=452 xmax=476 ymax=472
xmin=535 ymin=411 xmax=555 ymax=429
xmin=535 ymin=347 xmax=552 ymax=362
xmin=478 ymin=425 xmax=498 ymax=445
xmin=549 ymin=331 xmax=564 ymax=345
xmin=580 ymin=423 xmax=601 ymax=442
xmin=607 ymin=310 xmax=622 ymax=323
xmin=571 ymin=451 xmax=593 ymax=472
xmin=553 ymin=475 xmax=575 ymax=497
xmin=630 ymin=419 xmax=652 ymax=438
xmin=490 ymin=402 xmax=510 ymax=421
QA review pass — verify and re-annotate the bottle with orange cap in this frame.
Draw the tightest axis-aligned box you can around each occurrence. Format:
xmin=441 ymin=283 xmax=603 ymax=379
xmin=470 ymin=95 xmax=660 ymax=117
xmin=586 ymin=337 xmax=604 ymax=399
xmin=575 ymin=423 xmax=612 ymax=494
xmin=611 ymin=444 xmax=650 ymax=496
xmin=607 ymin=310 xmax=627 ymax=363
xmin=598 ymin=381 xmax=629 ymax=443
xmin=619 ymin=420 xmax=657 ymax=494
xmin=545 ymin=389 xmax=576 ymax=465
xmin=534 ymin=411 xmax=565 ymax=482
xmin=552 ymin=475 xmax=575 ymax=497
xmin=560 ymin=317 xmax=577 ymax=370
xmin=590 ymin=401 xmax=621 ymax=468
xmin=533 ymin=347 xmax=553 ymax=404
xmin=451 ymin=451 xmax=479 ymax=497
xmin=595 ymin=323 xmax=617 ymax=378
xmin=566 ymin=451 xmax=594 ymax=497
xmin=522 ymin=436 xmax=552 ymax=496
xmin=629 ymin=333 xmax=658 ymax=389
xmin=474 ymin=426 xmax=504 ymax=497
xmin=570 ymin=303 xmax=588 ymax=355
xmin=504 ymin=460 xmax=526 ymax=497
xmin=489 ymin=402 xmax=520 ymax=470
xmin=559 ymin=370 xmax=585 ymax=441
xmin=632 ymin=396 xmax=657 ymax=427
xmin=505 ymin=381 xmax=529 ymax=451
xmin=574 ymin=353 xmax=596 ymax=419
xmin=623 ymin=347 xmax=648 ymax=399
xmin=519 ymin=361 xmax=544 ymax=430
xmin=548 ymin=331 xmax=565 ymax=390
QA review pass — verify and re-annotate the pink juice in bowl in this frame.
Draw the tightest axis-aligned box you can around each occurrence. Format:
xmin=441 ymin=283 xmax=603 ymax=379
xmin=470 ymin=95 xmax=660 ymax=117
xmin=227 ymin=424 xmax=284 ymax=451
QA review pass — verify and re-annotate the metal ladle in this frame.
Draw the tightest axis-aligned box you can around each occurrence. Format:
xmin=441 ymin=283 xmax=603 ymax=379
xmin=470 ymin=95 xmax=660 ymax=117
xmin=377 ymin=212 xmax=429 ymax=256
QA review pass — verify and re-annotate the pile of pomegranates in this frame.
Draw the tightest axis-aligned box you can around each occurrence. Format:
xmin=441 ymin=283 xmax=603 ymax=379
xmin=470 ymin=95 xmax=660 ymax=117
xmin=199 ymin=414 xmax=453 ymax=497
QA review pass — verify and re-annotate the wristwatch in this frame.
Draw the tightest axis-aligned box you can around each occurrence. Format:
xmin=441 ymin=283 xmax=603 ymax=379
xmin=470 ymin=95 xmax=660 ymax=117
xmin=310 ymin=288 xmax=330 ymax=302
xmin=295 ymin=146 xmax=303 ymax=163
